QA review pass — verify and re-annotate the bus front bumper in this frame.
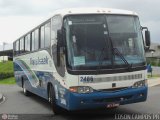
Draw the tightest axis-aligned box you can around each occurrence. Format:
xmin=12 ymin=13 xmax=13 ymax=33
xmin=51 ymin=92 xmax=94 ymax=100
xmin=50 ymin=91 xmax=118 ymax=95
xmin=66 ymin=86 xmax=148 ymax=110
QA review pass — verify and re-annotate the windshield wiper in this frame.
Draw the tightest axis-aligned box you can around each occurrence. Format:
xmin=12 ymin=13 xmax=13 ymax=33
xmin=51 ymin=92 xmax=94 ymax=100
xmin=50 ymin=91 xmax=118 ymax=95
xmin=113 ymin=47 xmax=132 ymax=71
xmin=108 ymin=35 xmax=132 ymax=71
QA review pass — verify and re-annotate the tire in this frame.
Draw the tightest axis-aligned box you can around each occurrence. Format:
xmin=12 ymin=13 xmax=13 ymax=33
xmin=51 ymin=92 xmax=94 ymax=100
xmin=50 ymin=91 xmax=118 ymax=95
xmin=23 ymin=81 xmax=30 ymax=96
xmin=48 ymin=85 xmax=62 ymax=114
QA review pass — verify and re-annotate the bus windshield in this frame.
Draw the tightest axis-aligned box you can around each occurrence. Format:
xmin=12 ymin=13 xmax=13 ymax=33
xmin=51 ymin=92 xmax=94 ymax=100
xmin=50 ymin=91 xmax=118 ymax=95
xmin=64 ymin=15 xmax=145 ymax=70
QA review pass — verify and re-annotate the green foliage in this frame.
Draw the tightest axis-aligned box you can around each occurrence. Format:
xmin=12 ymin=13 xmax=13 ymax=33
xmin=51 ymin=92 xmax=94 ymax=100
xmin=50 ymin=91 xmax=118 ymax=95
xmin=0 ymin=61 xmax=14 ymax=80
xmin=0 ymin=61 xmax=13 ymax=72
xmin=0 ymin=77 xmax=15 ymax=84
xmin=146 ymin=57 xmax=160 ymax=66
xmin=0 ymin=72 xmax=14 ymax=79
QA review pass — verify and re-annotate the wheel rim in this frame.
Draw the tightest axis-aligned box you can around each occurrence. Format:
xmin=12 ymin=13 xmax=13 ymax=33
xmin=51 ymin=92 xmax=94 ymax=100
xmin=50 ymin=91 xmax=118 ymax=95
xmin=23 ymin=83 xmax=26 ymax=94
xmin=49 ymin=88 xmax=53 ymax=104
xmin=48 ymin=90 xmax=51 ymax=102
xmin=23 ymin=87 xmax=26 ymax=93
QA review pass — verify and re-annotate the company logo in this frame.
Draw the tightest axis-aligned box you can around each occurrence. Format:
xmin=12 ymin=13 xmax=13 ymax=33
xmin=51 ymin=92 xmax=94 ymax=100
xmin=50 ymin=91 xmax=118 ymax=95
xmin=2 ymin=114 xmax=8 ymax=120
xmin=30 ymin=56 xmax=49 ymax=65
xmin=1 ymin=114 xmax=18 ymax=120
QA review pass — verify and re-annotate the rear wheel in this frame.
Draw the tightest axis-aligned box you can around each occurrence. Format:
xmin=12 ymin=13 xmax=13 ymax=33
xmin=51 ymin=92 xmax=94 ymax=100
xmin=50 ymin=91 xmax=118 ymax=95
xmin=48 ymin=85 xmax=62 ymax=114
xmin=23 ymin=81 xmax=30 ymax=96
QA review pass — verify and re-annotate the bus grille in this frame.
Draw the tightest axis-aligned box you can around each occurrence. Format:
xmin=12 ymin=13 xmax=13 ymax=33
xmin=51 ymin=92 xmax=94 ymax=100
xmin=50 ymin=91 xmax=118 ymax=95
xmin=93 ymin=74 xmax=142 ymax=83
xmin=98 ymin=87 xmax=128 ymax=92
xmin=93 ymin=95 xmax=133 ymax=103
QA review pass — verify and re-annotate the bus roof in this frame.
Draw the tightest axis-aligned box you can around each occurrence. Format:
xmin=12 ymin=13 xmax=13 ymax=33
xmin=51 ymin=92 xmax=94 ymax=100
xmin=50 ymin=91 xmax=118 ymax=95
xmin=51 ymin=8 xmax=138 ymax=17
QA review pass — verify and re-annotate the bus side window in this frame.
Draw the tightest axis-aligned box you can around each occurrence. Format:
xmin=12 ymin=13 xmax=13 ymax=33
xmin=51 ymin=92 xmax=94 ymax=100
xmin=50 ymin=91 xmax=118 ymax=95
xmin=40 ymin=25 xmax=45 ymax=48
xmin=24 ymin=36 xmax=28 ymax=53
xmin=20 ymin=38 xmax=24 ymax=54
xmin=35 ymin=29 xmax=39 ymax=50
xmin=25 ymin=34 xmax=31 ymax=52
xmin=32 ymin=31 xmax=35 ymax=51
xmin=44 ymin=22 xmax=51 ymax=47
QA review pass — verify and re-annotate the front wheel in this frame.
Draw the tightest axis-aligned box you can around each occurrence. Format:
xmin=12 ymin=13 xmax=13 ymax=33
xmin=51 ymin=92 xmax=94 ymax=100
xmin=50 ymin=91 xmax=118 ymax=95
xmin=48 ymin=85 xmax=62 ymax=114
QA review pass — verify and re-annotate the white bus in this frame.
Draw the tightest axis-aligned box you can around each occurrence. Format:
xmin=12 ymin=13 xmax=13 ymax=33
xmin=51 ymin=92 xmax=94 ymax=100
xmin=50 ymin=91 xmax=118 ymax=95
xmin=13 ymin=8 xmax=151 ymax=114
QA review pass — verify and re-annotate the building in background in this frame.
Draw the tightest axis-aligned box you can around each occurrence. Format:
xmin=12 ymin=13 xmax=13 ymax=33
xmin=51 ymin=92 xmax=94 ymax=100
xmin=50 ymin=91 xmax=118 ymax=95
xmin=146 ymin=43 xmax=160 ymax=58
xmin=0 ymin=56 xmax=8 ymax=62
xmin=146 ymin=43 xmax=160 ymax=66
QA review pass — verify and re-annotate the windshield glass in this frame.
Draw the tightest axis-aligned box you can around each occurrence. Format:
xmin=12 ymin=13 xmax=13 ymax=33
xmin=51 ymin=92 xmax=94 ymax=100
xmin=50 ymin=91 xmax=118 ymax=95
xmin=64 ymin=15 xmax=145 ymax=70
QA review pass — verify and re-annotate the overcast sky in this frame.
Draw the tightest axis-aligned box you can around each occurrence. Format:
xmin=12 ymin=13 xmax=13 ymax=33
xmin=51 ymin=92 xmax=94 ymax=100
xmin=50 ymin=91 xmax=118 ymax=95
xmin=0 ymin=0 xmax=160 ymax=47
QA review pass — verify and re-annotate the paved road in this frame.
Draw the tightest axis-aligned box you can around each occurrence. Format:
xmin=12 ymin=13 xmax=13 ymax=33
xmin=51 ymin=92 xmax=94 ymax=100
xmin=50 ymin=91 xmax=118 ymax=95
xmin=0 ymin=85 xmax=160 ymax=120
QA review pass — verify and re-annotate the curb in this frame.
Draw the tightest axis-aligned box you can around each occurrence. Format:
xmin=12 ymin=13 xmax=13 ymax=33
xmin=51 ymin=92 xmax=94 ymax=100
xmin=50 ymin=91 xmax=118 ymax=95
xmin=0 ymin=93 xmax=3 ymax=103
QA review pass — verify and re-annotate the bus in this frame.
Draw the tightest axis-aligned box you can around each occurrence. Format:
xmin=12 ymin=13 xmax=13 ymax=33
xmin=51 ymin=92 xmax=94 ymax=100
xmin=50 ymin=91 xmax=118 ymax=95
xmin=13 ymin=8 xmax=151 ymax=114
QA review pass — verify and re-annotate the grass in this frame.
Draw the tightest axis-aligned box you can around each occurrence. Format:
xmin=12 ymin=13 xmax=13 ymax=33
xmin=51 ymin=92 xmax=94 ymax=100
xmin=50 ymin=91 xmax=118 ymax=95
xmin=0 ymin=61 xmax=15 ymax=84
xmin=0 ymin=77 xmax=16 ymax=84
xmin=0 ymin=61 xmax=13 ymax=73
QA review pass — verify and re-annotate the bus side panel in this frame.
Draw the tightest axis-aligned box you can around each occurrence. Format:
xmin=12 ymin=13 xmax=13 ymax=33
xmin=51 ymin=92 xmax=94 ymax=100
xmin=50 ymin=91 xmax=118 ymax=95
xmin=30 ymin=71 xmax=55 ymax=100
xmin=13 ymin=58 xmax=54 ymax=100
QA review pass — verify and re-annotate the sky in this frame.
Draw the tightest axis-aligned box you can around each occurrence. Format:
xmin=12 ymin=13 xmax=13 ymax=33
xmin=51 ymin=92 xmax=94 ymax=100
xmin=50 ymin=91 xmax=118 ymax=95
xmin=0 ymin=0 xmax=160 ymax=48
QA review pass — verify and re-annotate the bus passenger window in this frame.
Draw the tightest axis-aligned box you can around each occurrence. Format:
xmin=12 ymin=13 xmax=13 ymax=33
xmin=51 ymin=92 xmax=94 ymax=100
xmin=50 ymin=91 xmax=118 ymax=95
xmin=44 ymin=22 xmax=51 ymax=47
xmin=35 ymin=29 xmax=39 ymax=50
xmin=25 ymin=34 xmax=31 ymax=52
xmin=40 ymin=26 xmax=45 ymax=48
xmin=20 ymin=38 xmax=24 ymax=53
xmin=32 ymin=32 xmax=35 ymax=51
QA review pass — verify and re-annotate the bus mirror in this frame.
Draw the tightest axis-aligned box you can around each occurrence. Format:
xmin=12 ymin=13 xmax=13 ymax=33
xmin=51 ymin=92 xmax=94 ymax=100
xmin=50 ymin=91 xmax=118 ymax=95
xmin=142 ymin=27 xmax=151 ymax=48
xmin=145 ymin=30 xmax=151 ymax=47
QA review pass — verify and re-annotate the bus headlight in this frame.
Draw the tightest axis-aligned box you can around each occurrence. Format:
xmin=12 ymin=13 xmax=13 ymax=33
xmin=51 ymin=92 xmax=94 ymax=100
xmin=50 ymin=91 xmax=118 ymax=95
xmin=132 ymin=80 xmax=147 ymax=88
xmin=69 ymin=86 xmax=94 ymax=93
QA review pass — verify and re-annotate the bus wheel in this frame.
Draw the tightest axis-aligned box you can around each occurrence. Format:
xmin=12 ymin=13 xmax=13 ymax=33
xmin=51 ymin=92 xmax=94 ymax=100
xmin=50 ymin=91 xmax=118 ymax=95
xmin=49 ymin=85 xmax=61 ymax=115
xmin=23 ymin=81 xmax=30 ymax=96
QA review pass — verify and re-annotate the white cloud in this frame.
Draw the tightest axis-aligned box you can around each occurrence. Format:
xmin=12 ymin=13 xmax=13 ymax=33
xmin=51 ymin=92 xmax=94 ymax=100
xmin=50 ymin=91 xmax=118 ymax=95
xmin=0 ymin=0 xmax=160 ymax=44
xmin=0 ymin=16 xmax=44 ymax=43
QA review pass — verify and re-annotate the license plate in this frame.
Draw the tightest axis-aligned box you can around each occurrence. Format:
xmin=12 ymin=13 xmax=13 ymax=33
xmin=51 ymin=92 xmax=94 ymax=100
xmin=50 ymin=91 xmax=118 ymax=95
xmin=106 ymin=103 xmax=120 ymax=108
